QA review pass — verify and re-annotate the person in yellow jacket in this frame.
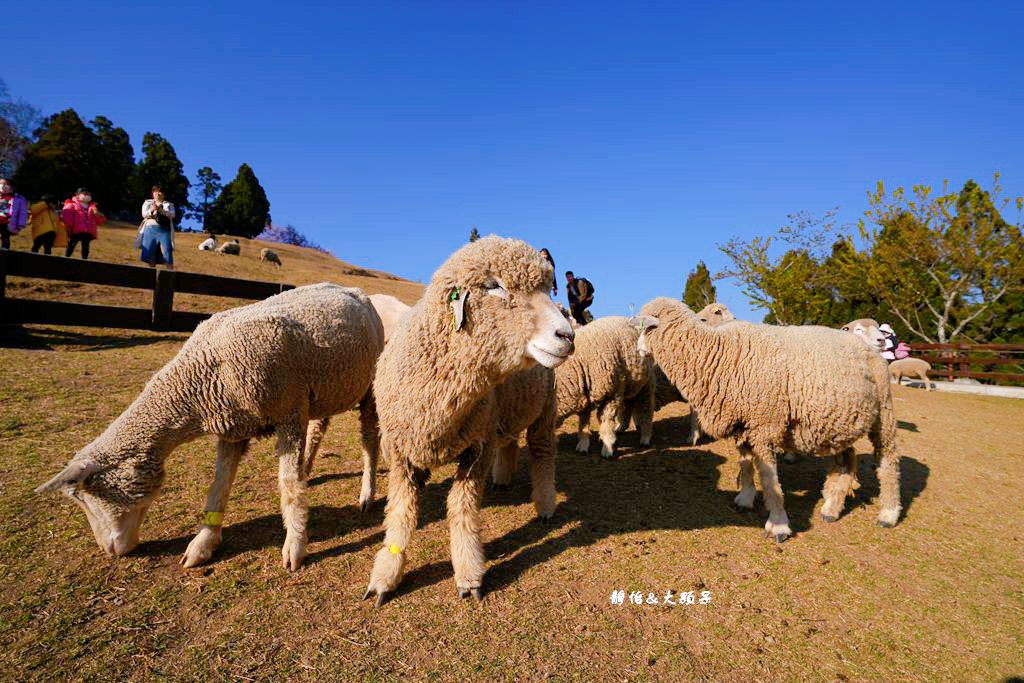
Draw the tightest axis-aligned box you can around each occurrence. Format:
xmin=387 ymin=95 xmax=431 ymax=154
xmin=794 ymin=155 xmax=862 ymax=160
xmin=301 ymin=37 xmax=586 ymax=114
xmin=28 ymin=194 xmax=68 ymax=254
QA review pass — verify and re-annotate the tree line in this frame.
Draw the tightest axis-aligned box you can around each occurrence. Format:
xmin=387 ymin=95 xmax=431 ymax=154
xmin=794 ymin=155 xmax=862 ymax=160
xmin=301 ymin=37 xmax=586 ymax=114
xmin=1 ymin=80 xmax=270 ymax=238
xmin=686 ymin=176 xmax=1024 ymax=345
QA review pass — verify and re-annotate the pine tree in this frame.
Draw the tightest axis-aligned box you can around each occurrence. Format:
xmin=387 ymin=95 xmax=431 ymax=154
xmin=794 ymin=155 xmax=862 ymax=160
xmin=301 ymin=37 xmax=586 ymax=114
xmin=90 ymin=116 xmax=135 ymax=216
xmin=188 ymin=167 xmax=222 ymax=233
xmin=683 ymin=261 xmax=717 ymax=309
xmin=469 ymin=226 xmax=480 ymax=242
xmin=13 ymin=109 xmax=101 ymax=202
xmin=210 ymin=163 xmax=270 ymax=238
xmin=132 ymin=133 xmax=190 ymax=215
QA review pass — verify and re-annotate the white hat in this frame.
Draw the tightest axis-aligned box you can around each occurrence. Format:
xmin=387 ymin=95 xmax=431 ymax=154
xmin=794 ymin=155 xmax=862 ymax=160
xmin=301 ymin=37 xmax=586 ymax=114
xmin=879 ymin=324 xmax=894 ymax=334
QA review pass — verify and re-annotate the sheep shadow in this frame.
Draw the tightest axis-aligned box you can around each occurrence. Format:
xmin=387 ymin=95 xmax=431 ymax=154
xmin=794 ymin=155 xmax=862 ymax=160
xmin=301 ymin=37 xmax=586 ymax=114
xmin=133 ymin=502 xmax=381 ymax=565
xmin=0 ymin=324 xmax=188 ymax=351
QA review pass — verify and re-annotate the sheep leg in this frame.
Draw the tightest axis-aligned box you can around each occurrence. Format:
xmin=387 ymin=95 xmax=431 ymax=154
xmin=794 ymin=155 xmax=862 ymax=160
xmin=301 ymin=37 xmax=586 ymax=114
xmin=871 ymin=416 xmax=902 ymax=528
xmin=920 ymin=370 xmax=931 ymax=391
xmin=448 ymin=445 xmax=490 ymax=601
xmin=689 ymin=408 xmax=701 ymax=446
xmin=277 ymin=420 xmax=310 ymax=571
xmin=358 ymin=390 xmax=380 ymax=512
xmin=615 ymin=402 xmax=632 ymax=433
xmin=733 ymin=445 xmax=757 ymax=510
xmin=181 ymin=438 xmax=247 ymax=568
xmin=303 ymin=417 xmax=330 ymax=480
xmin=364 ymin=450 xmax=419 ymax=606
xmin=598 ymin=399 xmax=622 ymax=459
xmin=491 ymin=442 xmax=518 ymax=489
xmin=526 ymin=409 xmax=557 ymax=520
xmin=575 ymin=410 xmax=591 ymax=453
xmin=633 ymin=381 xmax=654 ymax=447
xmin=754 ymin=447 xmax=792 ymax=542
xmin=820 ymin=447 xmax=859 ymax=522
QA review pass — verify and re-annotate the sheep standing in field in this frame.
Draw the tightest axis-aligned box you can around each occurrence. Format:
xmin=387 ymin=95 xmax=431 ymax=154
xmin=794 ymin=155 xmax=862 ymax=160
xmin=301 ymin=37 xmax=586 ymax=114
xmin=889 ymin=357 xmax=933 ymax=390
xmin=260 ymin=247 xmax=283 ymax=267
xmin=217 ymin=239 xmax=240 ymax=255
xmin=554 ymin=316 xmax=655 ymax=459
xmin=638 ymin=297 xmax=900 ymax=541
xmin=198 ymin=236 xmax=216 ymax=251
xmin=362 ymin=236 xmax=574 ymax=605
xmin=36 ymin=284 xmax=385 ymax=570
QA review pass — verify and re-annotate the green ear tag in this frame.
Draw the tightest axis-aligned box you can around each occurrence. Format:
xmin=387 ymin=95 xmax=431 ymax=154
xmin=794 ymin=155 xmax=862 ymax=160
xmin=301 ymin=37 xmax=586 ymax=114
xmin=450 ymin=288 xmax=460 ymax=330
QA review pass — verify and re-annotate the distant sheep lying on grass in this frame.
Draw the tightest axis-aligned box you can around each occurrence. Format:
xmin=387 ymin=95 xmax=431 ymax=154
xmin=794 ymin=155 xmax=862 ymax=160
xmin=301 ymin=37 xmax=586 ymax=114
xmin=198 ymin=236 xmax=216 ymax=251
xmin=362 ymin=236 xmax=574 ymax=606
xmin=638 ymin=297 xmax=901 ymax=541
xmin=36 ymin=284 xmax=385 ymax=571
xmin=217 ymin=239 xmax=240 ymax=255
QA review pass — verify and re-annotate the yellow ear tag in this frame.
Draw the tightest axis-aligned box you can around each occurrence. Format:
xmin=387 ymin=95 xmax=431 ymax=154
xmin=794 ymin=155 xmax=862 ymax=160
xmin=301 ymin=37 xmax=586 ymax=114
xmin=203 ymin=511 xmax=223 ymax=526
xmin=389 ymin=544 xmax=402 ymax=555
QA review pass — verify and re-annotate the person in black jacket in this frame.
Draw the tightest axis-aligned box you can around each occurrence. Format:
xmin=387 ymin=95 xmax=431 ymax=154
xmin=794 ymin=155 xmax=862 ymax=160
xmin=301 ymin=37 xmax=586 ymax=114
xmin=565 ymin=271 xmax=594 ymax=326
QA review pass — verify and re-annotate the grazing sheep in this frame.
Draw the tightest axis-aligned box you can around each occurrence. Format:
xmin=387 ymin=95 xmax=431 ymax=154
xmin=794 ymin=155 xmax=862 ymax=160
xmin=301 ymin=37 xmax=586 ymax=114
xmin=362 ymin=236 xmax=574 ymax=606
xmin=198 ymin=236 xmax=216 ymax=251
xmin=841 ymin=318 xmax=886 ymax=353
xmin=36 ymin=284 xmax=385 ymax=571
xmin=260 ymin=247 xmax=283 ymax=267
xmin=889 ymin=357 xmax=932 ymax=390
xmin=638 ymin=297 xmax=900 ymax=541
xmin=217 ymin=239 xmax=240 ymax=255
xmin=554 ymin=316 xmax=655 ymax=459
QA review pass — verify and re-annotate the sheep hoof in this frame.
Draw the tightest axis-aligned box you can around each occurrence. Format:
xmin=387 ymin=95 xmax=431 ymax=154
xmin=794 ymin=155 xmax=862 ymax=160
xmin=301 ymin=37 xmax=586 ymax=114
xmin=358 ymin=498 xmax=372 ymax=513
xmin=772 ymin=533 xmax=790 ymax=543
xmin=363 ymin=589 xmax=391 ymax=608
xmin=821 ymin=514 xmax=838 ymax=523
xmin=457 ymin=587 xmax=484 ymax=603
xmin=876 ymin=520 xmax=894 ymax=529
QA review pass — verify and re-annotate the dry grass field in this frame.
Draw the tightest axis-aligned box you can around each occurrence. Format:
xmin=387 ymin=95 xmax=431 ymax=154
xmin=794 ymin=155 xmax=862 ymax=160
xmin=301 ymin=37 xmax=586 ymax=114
xmin=1 ymin=229 xmax=1023 ymax=681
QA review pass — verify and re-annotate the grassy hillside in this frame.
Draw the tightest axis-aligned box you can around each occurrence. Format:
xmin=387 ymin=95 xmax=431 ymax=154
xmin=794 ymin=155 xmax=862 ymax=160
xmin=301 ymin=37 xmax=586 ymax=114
xmin=3 ymin=221 xmax=425 ymax=316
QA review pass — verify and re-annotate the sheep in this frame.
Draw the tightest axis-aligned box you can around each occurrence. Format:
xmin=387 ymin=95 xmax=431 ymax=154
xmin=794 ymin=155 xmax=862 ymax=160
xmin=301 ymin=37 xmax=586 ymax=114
xmin=889 ymin=357 xmax=932 ymax=390
xmin=554 ymin=316 xmax=655 ymax=459
xmin=367 ymin=293 xmax=412 ymax=341
xmin=841 ymin=318 xmax=886 ymax=353
xmin=260 ymin=247 xmax=283 ymax=267
xmin=362 ymin=236 xmax=574 ymax=606
xmin=198 ymin=236 xmax=216 ymax=251
xmin=637 ymin=297 xmax=900 ymax=541
xmin=217 ymin=239 xmax=240 ymax=255
xmin=696 ymin=302 xmax=736 ymax=326
xmin=35 ymin=283 xmax=385 ymax=571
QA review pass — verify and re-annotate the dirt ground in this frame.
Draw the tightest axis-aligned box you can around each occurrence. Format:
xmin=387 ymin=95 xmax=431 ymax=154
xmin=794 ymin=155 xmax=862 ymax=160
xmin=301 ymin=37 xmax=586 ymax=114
xmin=1 ymin=320 xmax=1023 ymax=682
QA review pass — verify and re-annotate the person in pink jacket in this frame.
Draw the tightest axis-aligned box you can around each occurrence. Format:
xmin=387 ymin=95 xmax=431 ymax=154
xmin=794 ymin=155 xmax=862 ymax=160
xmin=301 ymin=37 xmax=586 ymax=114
xmin=0 ymin=176 xmax=29 ymax=250
xmin=61 ymin=187 xmax=105 ymax=259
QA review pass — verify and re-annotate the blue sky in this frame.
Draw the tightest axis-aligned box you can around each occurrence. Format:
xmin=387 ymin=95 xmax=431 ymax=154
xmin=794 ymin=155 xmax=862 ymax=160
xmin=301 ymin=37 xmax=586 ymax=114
xmin=7 ymin=1 xmax=1023 ymax=320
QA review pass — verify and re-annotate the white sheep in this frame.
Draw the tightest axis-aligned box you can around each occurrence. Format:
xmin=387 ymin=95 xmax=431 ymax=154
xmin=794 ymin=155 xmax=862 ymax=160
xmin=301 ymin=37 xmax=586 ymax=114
xmin=36 ymin=283 xmax=385 ymax=571
xmin=889 ymin=357 xmax=933 ymax=390
xmin=217 ymin=239 xmax=240 ymax=255
xmin=362 ymin=236 xmax=574 ymax=605
xmin=841 ymin=318 xmax=886 ymax=353
xmin=260 ymin=247 xmax=283 ymax=267
xmin=198 ymin=236 xmax=216 ymax=251
xmin=554 ymin=316 xmax=655 ymax=459
xmin=638 ymin=297 xmax=901 ymax=541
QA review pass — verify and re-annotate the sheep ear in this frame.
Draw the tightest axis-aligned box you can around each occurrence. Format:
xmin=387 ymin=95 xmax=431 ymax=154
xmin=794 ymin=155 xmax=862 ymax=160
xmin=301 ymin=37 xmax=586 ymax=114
xmin=630 ymin=315 xmax=659 ymax=333
xmin=35 ymin=460 xmax=100 ymax=494
xmin=449 ymin=287 xmax=470 ymax=331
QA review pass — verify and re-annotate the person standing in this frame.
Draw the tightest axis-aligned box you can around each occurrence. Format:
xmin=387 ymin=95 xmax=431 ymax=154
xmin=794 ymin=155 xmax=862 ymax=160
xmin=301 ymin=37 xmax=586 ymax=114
xmin=565 ymin=270 xmax=595 ymax=326
xmin=138 ymin=185 xmax=176 ymax=268
xmin=28 ymin=194 xmax=68 ymax=254
xmin=62 ymin=188 xmax=105 ymax=259
xmin=539 ymin=248 xmax=557 ymax=296
xmin=0 ymin=177 xmax=29 ymax=250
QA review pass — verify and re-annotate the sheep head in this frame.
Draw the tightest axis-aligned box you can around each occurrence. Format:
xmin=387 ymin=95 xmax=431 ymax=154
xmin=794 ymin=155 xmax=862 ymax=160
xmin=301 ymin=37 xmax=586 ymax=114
xmin=630 ymin=315 xmax=660 ymax=356
xmin=36 ymin=444 xmax=161 ymax=557
xmin=841 ymin=318 xmax=885 ymax=353
xmin=428 ymin=236 xmax=575 ymax=371
xmin=696 ymin=302 xmax=736 ymax=327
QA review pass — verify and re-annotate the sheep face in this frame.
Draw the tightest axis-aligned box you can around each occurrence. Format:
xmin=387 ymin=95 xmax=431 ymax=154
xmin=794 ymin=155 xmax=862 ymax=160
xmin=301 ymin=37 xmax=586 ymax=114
xmin=432 ymin=236 xmax=575 ymax=371
xmin=36 ymin=454 xmax=161 ymax=556
xmin=841 ymin=319 xmax=885 ymax=353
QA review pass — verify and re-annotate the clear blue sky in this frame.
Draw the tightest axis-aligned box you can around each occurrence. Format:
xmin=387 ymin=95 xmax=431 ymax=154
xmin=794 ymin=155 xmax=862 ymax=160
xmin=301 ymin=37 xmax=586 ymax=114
xmin=7 ymin=1 xmax=1023 ymax=320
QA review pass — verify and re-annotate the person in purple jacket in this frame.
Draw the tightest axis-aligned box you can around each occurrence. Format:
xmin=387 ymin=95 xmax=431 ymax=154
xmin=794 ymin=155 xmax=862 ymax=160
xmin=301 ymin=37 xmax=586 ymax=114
xmin=0 ymin=177 xmax=29 ymax=250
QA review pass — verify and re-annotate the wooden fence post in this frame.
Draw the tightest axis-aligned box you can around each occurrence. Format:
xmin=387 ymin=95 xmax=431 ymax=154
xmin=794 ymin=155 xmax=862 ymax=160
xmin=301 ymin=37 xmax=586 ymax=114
xmin=152 ymin=269 xmax=175 ymax=331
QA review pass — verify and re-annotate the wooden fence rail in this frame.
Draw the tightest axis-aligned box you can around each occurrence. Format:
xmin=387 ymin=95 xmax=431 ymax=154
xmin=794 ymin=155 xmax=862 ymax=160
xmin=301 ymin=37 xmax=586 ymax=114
xmin=0 ymin=250 xmax=294 ymax=333
xmin=908 ymin=342 xmax=1024 ymax=384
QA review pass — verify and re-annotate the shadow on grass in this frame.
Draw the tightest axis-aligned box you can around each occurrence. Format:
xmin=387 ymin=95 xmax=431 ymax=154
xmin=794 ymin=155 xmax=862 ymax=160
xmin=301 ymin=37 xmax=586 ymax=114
xmin=897 ymin=420 xmax=918 ymax=432
xmin=0 ymin=324 xmax=188 ymax=351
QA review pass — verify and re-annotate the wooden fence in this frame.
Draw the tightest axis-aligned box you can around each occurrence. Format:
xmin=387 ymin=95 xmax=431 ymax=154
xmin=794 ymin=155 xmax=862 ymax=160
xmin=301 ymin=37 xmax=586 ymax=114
xmin=908 ymin=342 xmax=1024 ymax=384
xmin=0 ymin=250 xmax=293 ymax=333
